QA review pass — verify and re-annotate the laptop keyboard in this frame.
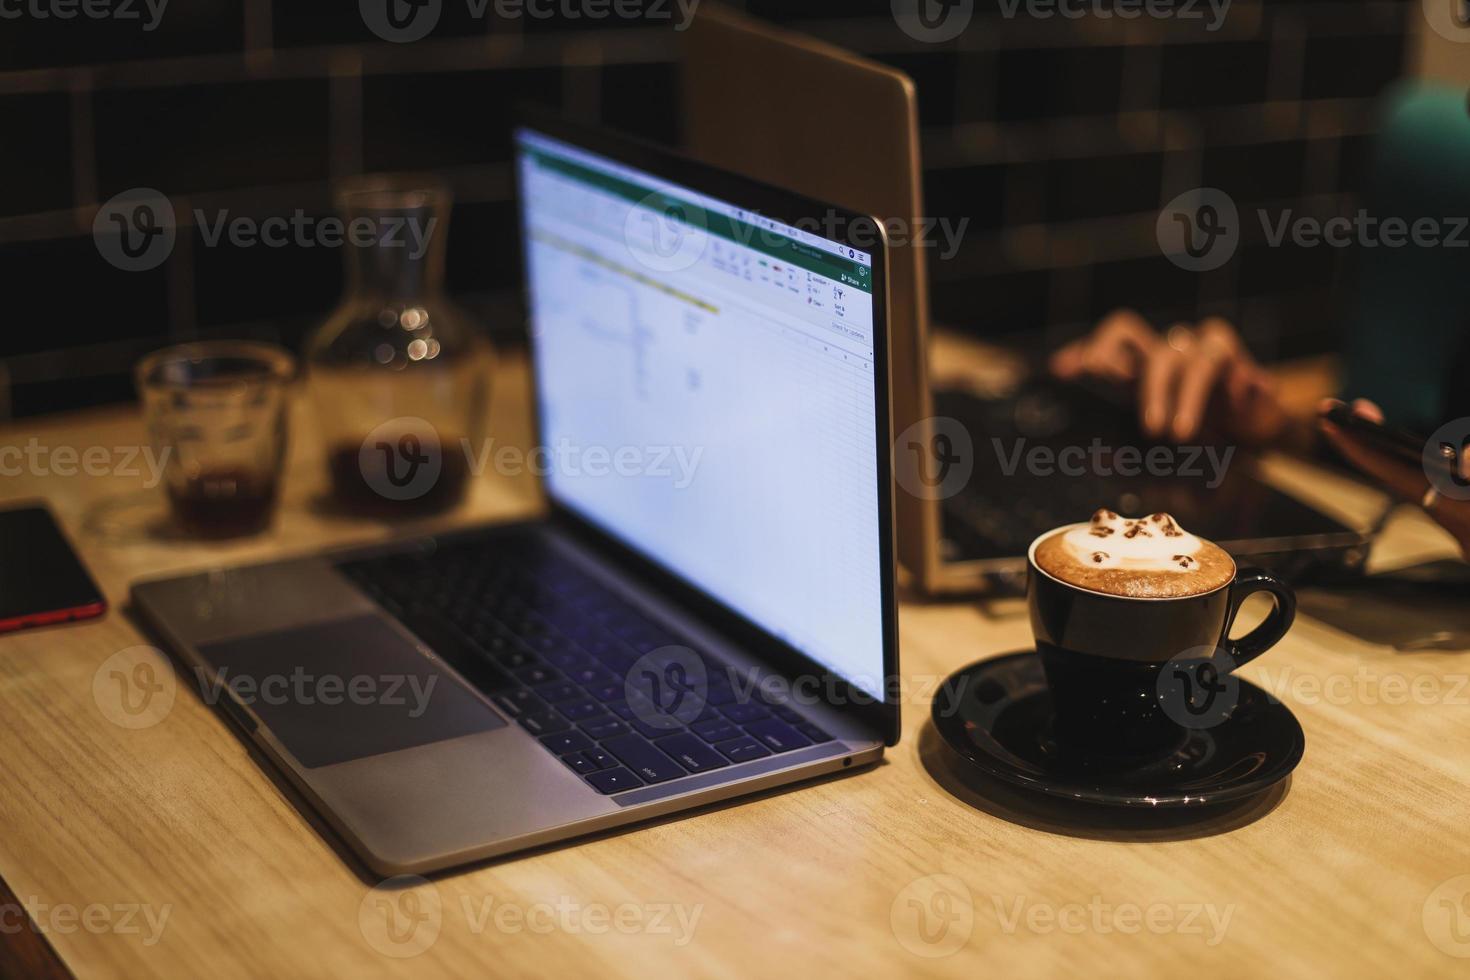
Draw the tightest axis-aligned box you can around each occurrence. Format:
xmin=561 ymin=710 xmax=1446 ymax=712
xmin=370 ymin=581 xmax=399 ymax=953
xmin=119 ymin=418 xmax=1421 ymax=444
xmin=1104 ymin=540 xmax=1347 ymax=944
xmin=932 ymin=381 xmax=1297 ymax=562
xmin=338 ymin=531 xmax=834 ymax=796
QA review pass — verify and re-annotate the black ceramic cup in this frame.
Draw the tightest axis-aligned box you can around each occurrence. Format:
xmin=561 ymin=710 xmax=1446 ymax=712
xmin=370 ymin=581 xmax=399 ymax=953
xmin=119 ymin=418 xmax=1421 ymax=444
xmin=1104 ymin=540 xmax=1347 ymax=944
xmin=1026 ymin=524 xmax=1296 ymax=757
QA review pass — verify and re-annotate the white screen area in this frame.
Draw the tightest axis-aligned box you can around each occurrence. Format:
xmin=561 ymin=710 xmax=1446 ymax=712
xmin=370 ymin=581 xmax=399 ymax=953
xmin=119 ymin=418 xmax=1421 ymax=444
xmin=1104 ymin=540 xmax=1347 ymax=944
xmin=516 ymin=131 xmax=886 ymax=700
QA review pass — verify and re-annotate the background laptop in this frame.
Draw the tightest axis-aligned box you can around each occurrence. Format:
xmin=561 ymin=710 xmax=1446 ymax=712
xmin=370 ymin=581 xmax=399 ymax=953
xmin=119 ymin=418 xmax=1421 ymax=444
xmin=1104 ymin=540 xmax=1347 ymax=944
xmin=682 ymin=6 xmax=1362 ymax=595
xmin=133 ymin=118 xmax=897 ymax=875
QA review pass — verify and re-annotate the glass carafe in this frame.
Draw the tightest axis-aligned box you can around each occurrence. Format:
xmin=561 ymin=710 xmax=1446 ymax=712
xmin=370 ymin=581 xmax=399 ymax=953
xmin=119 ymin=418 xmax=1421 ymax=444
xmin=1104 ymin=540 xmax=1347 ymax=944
xmin=305 ymin=175 xmax=492 ymax=514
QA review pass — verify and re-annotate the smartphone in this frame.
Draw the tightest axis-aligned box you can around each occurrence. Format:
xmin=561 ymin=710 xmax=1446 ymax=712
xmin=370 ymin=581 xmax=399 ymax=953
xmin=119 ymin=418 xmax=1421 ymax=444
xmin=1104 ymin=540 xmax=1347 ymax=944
xmin=0 ymin=503 xmax=107 ymax=634
xmin=1322 ymin=404 xmax=1467 ymax=479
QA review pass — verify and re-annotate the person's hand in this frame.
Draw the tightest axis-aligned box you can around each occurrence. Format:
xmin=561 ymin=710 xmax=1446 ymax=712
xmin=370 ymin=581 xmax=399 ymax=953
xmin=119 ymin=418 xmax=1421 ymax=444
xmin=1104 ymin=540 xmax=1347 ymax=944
xmin=1319 ymin=398 xmax=1470 ymax=559
xmin=1050 ymin=310 xmax=1290 ymax=445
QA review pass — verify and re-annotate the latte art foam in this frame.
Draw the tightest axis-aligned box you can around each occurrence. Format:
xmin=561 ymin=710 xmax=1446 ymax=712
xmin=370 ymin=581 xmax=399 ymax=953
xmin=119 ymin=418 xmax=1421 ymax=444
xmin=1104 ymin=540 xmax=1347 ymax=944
xmin=1059 ymin=510 xmax=1203 ymax=572
xmin=1033 ymin=510 xmax=1235 ymax=598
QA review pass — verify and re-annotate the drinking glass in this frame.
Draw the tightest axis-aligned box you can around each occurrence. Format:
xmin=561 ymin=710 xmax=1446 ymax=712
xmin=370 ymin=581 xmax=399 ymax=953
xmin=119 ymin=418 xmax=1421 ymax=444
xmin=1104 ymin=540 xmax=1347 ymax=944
xmin=135 ymin=341 xmax=296 ymax=537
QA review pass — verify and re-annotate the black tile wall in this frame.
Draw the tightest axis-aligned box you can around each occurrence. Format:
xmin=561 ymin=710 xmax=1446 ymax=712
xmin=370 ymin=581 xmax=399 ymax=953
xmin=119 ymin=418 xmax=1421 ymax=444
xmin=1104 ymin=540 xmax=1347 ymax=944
xmin=95 ymin=80 xmax=332 ymax=197
xmin=885 ymin=51 xmax=964 ymax=127
xmin=1235 ymin=238 xmax=1344 ymax=299
xmin=1251 ymin=285 xmax=1345 ymax=360
xmin=445 ymin=198 xmax=523 ymax=295
xmin=1087 ymin=254 xmax=1205 ymax=325
xmin=924 ymin=163 xmax=1008 ymax=234
xmin=273 ymin=0 xmax=491 ymax=47
xmin=1159 ymin=41 xmax=1272 ymax=109
xmin=192 ymin=217 xmax=343 ymax=330
xmin=744 ymin=0 xmax=891 ymax=21
xmin=10 ymin=374 xmax=141 ymax=419
xmin=362 ymin=68 xmax=564 ymax=172
xmin=1201 ymin=138 xmax=1308 ymax=206
xmin=1337 ymin=133 xmax=1379 ymax=194
xmin=931 ymin=268 xmax=1051 ymax=334
xmin=1302 ymin=34 xmax=1406 ymax=100
xmin=0 ymin=1 xmax=1419 ymax=417
xmin=516 ymin=6 xmax=675 ymax=33
xmin=599 ymin=61 xmax=682 ymax=145
xmin=0 ymin=235 xmax=172 ymax=356
xmin=1045 ymin=152 xmax=1166 ymax=222
xmin=0 ymin=0 xmax=244 ymax=71
xmin=996 ymin=47 xmax=1127 ymax=122
xmin=0 ymin=92 xmax=73 ymax=217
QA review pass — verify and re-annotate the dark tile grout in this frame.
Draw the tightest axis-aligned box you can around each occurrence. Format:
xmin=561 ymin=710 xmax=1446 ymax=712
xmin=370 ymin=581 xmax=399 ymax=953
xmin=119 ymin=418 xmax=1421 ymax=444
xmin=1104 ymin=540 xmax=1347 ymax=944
xmin=0 ymin=1 xmax=1415 ymax=415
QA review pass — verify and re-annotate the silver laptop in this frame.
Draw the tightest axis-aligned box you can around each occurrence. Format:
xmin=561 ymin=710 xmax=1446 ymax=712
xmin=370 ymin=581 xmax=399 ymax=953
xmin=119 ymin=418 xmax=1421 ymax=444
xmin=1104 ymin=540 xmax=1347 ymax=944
xmin=132 ymin=118 xmax=898 ymax=875
xmin=684 ymin=6 xmax=1363 ymax=595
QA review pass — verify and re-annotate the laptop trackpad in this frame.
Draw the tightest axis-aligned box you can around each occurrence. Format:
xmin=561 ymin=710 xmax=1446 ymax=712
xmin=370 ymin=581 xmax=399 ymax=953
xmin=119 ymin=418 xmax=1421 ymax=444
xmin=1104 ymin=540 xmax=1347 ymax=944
xmin=196 ymin=615 xmax=506 ymax=769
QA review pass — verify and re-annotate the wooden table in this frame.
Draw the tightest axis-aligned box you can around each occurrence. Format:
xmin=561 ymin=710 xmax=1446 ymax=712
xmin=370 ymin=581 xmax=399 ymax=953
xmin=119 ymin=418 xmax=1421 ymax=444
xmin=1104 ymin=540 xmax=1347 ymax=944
xmin=2 ymin=350 xmax=1468 ymax=979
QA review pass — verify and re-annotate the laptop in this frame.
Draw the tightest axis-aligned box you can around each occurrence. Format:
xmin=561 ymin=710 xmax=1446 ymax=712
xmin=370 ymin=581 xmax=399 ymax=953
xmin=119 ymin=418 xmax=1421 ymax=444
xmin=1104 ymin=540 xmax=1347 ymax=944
xmin=132 ymin=117 xmax=898 ymax=875
xmin=683 ymin=6 xmax=1363 ymax=595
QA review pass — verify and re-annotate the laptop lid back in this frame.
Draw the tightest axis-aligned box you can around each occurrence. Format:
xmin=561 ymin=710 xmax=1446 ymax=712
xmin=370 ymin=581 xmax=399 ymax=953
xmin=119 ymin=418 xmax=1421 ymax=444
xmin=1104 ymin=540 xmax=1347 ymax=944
xmin=681 ymin=6 xmax=941 ymax=591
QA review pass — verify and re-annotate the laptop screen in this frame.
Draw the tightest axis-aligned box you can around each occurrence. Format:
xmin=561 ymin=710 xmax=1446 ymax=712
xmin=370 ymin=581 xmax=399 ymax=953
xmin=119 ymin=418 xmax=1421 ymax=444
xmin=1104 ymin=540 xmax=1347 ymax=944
xmin=515 ymin=128 xmax=886 ymax=701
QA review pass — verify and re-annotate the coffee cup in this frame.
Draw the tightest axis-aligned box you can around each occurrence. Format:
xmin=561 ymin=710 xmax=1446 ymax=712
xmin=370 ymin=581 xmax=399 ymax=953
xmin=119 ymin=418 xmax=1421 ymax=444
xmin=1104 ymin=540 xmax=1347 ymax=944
xmin=1026 ymin=511 xmax=1296 ymax=757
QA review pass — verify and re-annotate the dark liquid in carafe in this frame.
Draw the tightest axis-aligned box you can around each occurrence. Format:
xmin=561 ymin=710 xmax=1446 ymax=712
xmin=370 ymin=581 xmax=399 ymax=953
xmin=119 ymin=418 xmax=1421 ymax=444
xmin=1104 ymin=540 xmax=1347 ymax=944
xmin=327 ymin=441 xmax=469 ymax=515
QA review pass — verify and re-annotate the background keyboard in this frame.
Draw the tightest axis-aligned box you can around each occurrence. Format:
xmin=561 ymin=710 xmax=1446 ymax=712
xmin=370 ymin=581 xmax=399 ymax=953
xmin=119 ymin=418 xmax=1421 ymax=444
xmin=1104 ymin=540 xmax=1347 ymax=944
xmin=933 ymin=381 xmax=1350 ymax=565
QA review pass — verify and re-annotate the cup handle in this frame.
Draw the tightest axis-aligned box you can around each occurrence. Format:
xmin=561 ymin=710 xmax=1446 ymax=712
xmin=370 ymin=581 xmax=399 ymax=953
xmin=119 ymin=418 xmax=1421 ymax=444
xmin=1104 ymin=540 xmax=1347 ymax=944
xmin=1222 ymin=567 xmax=1296 ymax=669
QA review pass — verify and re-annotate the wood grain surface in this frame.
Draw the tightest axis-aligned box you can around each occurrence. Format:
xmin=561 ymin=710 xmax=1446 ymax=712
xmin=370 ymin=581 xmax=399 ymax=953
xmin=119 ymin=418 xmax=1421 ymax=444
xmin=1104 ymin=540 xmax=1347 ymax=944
xmin=1 ymin=348 xmax=1467 ymax=979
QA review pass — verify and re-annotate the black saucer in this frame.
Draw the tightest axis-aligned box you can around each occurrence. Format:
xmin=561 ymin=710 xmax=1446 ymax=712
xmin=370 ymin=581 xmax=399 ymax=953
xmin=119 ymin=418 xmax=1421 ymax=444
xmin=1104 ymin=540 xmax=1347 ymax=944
xmin=931 ymin=651 xmax=1304 ymax=807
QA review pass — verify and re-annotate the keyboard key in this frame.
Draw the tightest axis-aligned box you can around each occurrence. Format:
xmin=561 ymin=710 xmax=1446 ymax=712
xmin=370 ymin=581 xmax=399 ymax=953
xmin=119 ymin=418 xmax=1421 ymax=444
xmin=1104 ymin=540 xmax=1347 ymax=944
xmin=719 ymin=702 xmax=769 ymax=725
xmin=578 ymin=636 xmax=618 ymax=658
xmin=529 ymin=633 xmax=578 ymax=656
xmin=607 ymin=617 xmax=648 ymax=637
xmin=492 ymin=694 xmax=525 ymax=717
xmin=534 ymin=681 xmax=582 ymax=703
xmin=563 ymin=621 xmax=603 ymax=643
xmin=515 ymin=665 xmax=560 ymax=686
xmin=467 ymin=623 xmax=508 ymax=648
xmin=601 ymin=734 xmax=687 ymax=784
xmin=769 ymin=704 xmax=804 ymax=724
xmin=587 ymin=681 xmax=624 ymax=702
xmin=584 ymin=747 xmax=616 ymax=770
xmin=501 ymin=613 xmax=533 ymax=634
xmin=567 ymin=664 xmax=619 ymax=688
xmin=581 ymin=717 xmax=628 ymax=740
xmin=703 ymin=685 xmax=736 ymax=707
xmin=586 ymin=767 xmax=643 ymax=794
xmin=744 ymin=718 xmax=811 ymax=753
xmin=541 ymin=731 xmax=591 ymax=755
xmin=493 ymin=647 xmax=538 ymax=670
xmin=518 ymin=710 xmax=569 ymax=736
xmin=545 ymin=650 xmax=598 ymax=672
xmin=562 ymin=753 xmax=599 ymax=775
xmin=398 ymin=613 xmax=513 ymax=694
xmin=558 ymin=699 xmax=603 ymax=722
xmin=714 ymin=736 xmax=770 ymax=763
xmin=691 ymin=718 xmax=741 ymax=743
xmin=587 ymin=606 xmax=621 ymax=625
xmin=585 ymin=638 xmax=638 ymax=668
xmin=609 ymin=702 xmax=683 ymax=739
xmin=795 ymin=722 xmax=833 ymax=744
xmin=654 ymin=733 xmax=729 ymax=773
xmin=605 ymin=651 xmax=644 ymax=673
xmin=492 ymin=688 xmax=546 ymax=717
xmin=519 ymin=618 xmax=553 ymax=640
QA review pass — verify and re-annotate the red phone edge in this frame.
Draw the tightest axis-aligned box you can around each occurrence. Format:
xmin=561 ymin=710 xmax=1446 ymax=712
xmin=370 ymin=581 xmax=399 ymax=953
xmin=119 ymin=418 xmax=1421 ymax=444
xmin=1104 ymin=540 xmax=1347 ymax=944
xmin=0 ymin=601 xmax=108 ymax=635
